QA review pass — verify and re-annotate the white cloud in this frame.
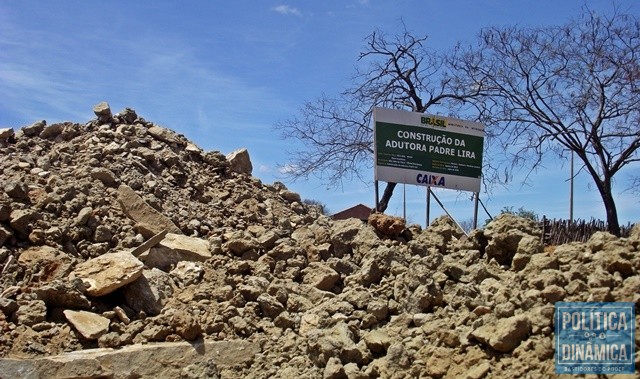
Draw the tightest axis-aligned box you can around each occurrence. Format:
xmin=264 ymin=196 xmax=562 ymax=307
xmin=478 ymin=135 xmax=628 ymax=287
xmin=258 ymin=164 xmax=271 ymax=173
xmin=278 ymin=163 xmax=299 ymax=175
xmin=272 ymin=5 xmax=302 ymax=16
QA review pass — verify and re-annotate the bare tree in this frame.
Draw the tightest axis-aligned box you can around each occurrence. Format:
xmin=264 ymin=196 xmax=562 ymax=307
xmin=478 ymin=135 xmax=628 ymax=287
xmin=448 ymin=7 xmax=640 ymax=236
xmin=275 ymin=28 xmax=474 ymax=212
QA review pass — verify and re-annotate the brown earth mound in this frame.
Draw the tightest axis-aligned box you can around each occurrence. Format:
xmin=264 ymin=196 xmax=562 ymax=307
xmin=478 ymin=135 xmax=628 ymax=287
xmin=0 ymin=103 xmax=638 ymax=378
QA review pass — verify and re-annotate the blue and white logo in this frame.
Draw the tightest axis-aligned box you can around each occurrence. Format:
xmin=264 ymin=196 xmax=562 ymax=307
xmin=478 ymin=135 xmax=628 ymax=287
xmin=555 ymin=302 xmax=635 ymax=374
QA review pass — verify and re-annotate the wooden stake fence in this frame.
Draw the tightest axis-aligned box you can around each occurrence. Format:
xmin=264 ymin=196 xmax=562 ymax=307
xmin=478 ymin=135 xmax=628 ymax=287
xmin=540 ymin=216 xmax=633 ymax=246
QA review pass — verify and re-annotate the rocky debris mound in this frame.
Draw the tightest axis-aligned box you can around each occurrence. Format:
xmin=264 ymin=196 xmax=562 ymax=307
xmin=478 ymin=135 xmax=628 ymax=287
xmin=0 ymin=104 xmax=639 ymax=378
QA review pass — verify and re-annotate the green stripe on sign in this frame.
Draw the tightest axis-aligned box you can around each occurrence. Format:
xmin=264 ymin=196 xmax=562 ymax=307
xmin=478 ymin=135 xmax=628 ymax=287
xmin=375 ymin=121 xmax=483 ymax=178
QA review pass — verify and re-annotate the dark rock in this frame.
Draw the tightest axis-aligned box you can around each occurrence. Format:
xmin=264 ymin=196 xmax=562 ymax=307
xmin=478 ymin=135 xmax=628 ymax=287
xmin=22 ymin=120 xmax=46 ymax=137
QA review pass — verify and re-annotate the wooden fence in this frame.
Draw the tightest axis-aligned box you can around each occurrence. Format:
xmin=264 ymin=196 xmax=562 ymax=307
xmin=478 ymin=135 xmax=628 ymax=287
xmin=540 ymin=217 xmax=634 ymax=246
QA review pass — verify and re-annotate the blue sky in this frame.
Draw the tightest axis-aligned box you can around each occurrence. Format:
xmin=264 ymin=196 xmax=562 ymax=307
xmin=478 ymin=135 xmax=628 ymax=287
xmin=1 ymin=1 xmax=638 ymax=227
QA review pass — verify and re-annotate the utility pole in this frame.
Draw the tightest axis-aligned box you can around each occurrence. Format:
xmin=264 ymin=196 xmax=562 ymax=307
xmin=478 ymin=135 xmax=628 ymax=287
xmin=569 ymin=151 xmax=574 ymax=223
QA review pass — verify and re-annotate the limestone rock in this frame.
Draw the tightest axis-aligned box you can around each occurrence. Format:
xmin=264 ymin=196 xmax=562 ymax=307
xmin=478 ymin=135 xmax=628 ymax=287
xmin=224 ymin=232 xmax=260 ymax=256
xmin=39 ymin=123 xmax=65 ymax=139
xmin=280 ymin=189 xmax=301 ymax=203
xmin=400 ymin=278 xmax=443 ymax=313
xmin=424 ymin=347 xmax=453 ymax=378
xmin=34 ymin=279 xmax=91 ymax=309
xmin=324 ymin=356 xmax=347 ymax=379
xmin=22 ymin=120 xmax=46 ymax=136
xmin=93 ymin=101 xmax=113 ymax=124
xmin=592 ymin=249 xmax=635 ymax=277
xmin=171 ymin=309 xmax=202 ymax=341
xmin=13 ymin=299 xmax=47 ymax=326
xmin=117 ymin=184 xmax=181 ymax=237
xmin=147 ymin=125 xmax=184 ymax=146
xmin=0 ymin=225 xmax=13 ymax=246
xmin=471 ymin=315 xmax=531 ymax=353
xmin=350 ymin=257 xmax=382 ymax=287
xmin=484 ymin=214 xmax=541 ymax=266
xmin=257 ymin=293 xmax=286 ymax=319
xmin=552 ymin=243 xmax=583 ymax=266
xmin=0 ymin=297 xmax=18 ymax=316
xmin=512 ymin=235 xmax=544 ymax=271
xmin=428 ymin=215 xmax=465 ymax=241
xmin=367 ymin=299 xmax=389 ymax=322
xmin=90 ymin=168 xmax=119 ymax=187
xmin=303 ymin=262 xmax=340 ymax=291
xmin=92 ymin=225 xmax=113 ymax=243
xmin=10 ymin=209 xmax=41 ymax=238
xmin=115 ymin=107 xmax=138 ymax=124
xmin=524 ymin=254 xmax=559 ymax=275
xmin=144 ymin=233 xmax=211 ymax=271
xmin=64 ymin=310 xmax=110 ymax=340
xmin=587 ymin=231 xmax=619 ymax=252
xmin=226 ymin=148 xmax=253 ymax=175
xmin=75 ymin=207 xmax=93 ymax=226
xmin=368 ymin=213 xmax=405 ymax=238
xmin=464 ymin=361 xmax=491 ymax=379
xmin=0 ymin=340 xmax=259 ymax=378
xmin=123 ymin=268 xmax=174 ymax=316
xmin=170 ymin=261 xmax=204 ymax=286
xmin=541 ymin=285 xmax=566 ymax=303
xmin=0 ymin=127 xmax=15 ymax=140
xmin=613 ymin=276 xmax=640 ymax=304
xmin=363 ymin=329 xmax=391 ymax=354
xmin=4 ymin=181 xmax=30 ymax=201
xmin=307 ymin=322 xmax=361 ymax=366
xmin=330 ymin=218 xmax=364 ymax=256
xmin=257 ymin=230 xmax=279 ymax=250
xmin=18 ymin=246 xmax=74 ymax=283
xmin=70 ymin=251 xmax=144 ymax=296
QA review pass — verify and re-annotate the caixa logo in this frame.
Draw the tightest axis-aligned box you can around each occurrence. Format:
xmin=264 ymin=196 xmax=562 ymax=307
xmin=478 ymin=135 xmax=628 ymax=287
xmin=416 ymin=173 xmax=445 ymax=186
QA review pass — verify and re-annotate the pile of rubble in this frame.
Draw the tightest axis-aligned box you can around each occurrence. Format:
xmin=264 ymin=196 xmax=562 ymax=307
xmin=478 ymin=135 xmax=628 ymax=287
xmin=0 ymin=103 xmax=638 ymax=378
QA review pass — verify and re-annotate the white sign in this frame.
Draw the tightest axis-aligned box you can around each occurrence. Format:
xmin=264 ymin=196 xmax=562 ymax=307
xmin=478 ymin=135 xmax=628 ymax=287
xmin=374 ymin=107 xmax=485 ymax=192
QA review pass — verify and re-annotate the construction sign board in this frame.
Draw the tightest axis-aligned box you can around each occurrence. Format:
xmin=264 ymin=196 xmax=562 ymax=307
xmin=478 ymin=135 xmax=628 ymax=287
xmin=374 ymin=107 xmax=485 ymax=192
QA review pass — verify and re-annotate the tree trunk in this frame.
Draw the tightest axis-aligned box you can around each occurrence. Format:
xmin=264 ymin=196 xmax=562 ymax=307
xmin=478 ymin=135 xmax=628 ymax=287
xmin=602 ymin=192 xmax=621 ymax=237
xmin=596 ymin=176 xmax=621 ymax=236
xmin=376 ymin=182 xmax=397 ymax=213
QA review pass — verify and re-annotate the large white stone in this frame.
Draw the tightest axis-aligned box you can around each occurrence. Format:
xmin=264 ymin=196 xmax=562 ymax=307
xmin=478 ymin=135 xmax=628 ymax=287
xmin=70 ymin=251 xmax=144 ymax=296
xmin=143 ymin=233 xmax=211 ymax=271
xmin=226 ymin=148 xmax=253 ymax=175
xmin=64 ymin=310 xmax=110 ymax=340
xmin=0 ymin=340 xmax=259 ymax=378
